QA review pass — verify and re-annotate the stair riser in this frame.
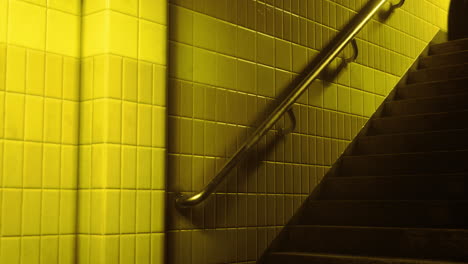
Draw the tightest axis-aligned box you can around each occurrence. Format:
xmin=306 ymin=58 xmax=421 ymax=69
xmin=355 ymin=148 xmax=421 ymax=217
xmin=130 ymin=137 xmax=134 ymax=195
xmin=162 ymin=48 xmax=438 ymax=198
xmin=281 ymin=227 xmax=468 ymax=262
xmin=320 ymin=176 xmax=468 ymax=200
xmin=419 ymin=52 xmax=468 ymax=69
xmin=356 ymin=131 xmax=468 ymax=154
xmin=297 ymin=202 xmax=468 ymax=228
xmin=430 ymin=40 xmax=468 ymax=55
xmin=264 ymin=254 xmax=458 ymax=264
xmin=383 ymin=98 xmax=468 ymax=116
xmin=408 ymin=65 xmax=468 ymax=84
xmin=397 ymin=79 xmax=468 ymax=100
xmin=370 ymin=112 xmax=468 ymax=135
xmin=340 ymin=151 xmax=468 ymax=176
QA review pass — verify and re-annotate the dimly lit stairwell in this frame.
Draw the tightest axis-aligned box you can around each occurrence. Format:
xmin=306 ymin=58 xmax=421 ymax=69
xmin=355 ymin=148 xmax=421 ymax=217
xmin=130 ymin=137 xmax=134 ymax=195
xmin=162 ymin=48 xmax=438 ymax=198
xmin=261 ymin=38 xmax=468 ymax=264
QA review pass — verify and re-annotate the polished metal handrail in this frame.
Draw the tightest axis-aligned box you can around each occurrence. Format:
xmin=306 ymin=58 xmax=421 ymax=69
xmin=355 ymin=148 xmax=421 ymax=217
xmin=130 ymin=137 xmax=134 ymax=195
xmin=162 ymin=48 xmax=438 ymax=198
xmin=176 ymin=0 xmax=403 ymax=207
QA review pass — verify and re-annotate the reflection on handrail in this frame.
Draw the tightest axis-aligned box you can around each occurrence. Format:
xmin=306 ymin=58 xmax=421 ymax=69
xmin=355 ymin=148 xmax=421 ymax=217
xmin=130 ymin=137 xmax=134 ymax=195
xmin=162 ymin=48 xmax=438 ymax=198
xmin=175 ymin=0 xmax=404 ymax=208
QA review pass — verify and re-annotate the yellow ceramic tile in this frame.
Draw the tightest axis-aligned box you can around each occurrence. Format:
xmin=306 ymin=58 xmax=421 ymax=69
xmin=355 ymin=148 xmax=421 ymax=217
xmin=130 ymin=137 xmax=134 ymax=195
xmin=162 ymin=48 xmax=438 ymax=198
xmin=107 ymin=99 xmax=122 ymax=143
xmin=109 ymin=0 xmax=138 ymax=16
xmin=0 ymin=237 xmax=20 ymax=263
xmin=47 ymin=10 xmax=80 ymax=57
xmin=363 ymin=92 xmax=375 ymax=117
xmin=216 ymin=21 xmax=237 ymax=56
xmin=62 ymin=100 xmax=79 ymax=144
xmin=193 ymin=48 xmax=217 ymax=86
xmin=136 ymin=234 xmax=151 ymax=263
xmin=138 ymin=104 xmax=152 ymax=146
xmin=350 ymin=89 xmax=363 ymax=116
xmin=44 ymin=98 xmax=62 ymax=143
xmin=138 ymin=61 xmax=153 ymax=104
xmin=40 ymin=236 xmax=58 ymax=263
xmin=4 ymin=93 xmax=25 ymax=139
xmin=337 ymin=86 xmax=351 ymax=113
xmin=61 ymin=145 xmax=78 ymax=189
xmin=323 ymin=83 xmax=338 ymax=110
xmin=22 ymin=189 xmax=41 ymax=235
xmin=59 ymin=59 xmax=80 ymax=101
xmin=1 ymin=189 xmax=22 ymax=235
xmin=137 ymin=147 xmax=152 ymax=188
xmin=120 ymin=235 xmax=136 ymax=263
xmin=121 ymin=145 xmax=137 ymax=188
xmin=82 ymin=11 xmax=108 ymax=57
xmin=7 ymin=1 xmax=46 ymax=50
xmin=151 ymin=191 xmax=164 ymax=232
xmin=136 ymin=191 xmax=151 ymax=232
xmin=26 ymin=49 xmax=45 ymax=96
xmin=77 ymin=191 xmax=90 ymax=233
xmin=217 ymin=54 xmax=237 ymax=90
xmin=193 ymin=12 xmax=217 ymax=51
xmin=45 ymin=53 xmax=63 ymax=98
xmin=120 ymin=190 xmax=136 ymax=233
xmin=59 ymin=236 xmax=76 ymax=264
xmin=103 ymin=236 xmax=119 ymax=263
xmin=48 ymin=0 xmax=81 ymax=15
xmin=92 ymin=100 xmax=107 ymax=143
xmin=0 ymin=92 xmax=3 ymax=138
xmin=152 ymin=106 xmax=166 ymax=148
xmin=105 ymin=144 xmax=121 ymax=188
xmin=104 ymin=190 xmax=121 ymax=233
xmin=43 ymin=144 xmax=61 ymax=188
xmin=140 ymin=0 xmax=167 ymax=25
xmin=139 ymin=20 xmax=167 ymax=65
xmin=6 ymin=46 xmax=26 ymax=93
xmin=275 ymin=38 xmax=292 ymax=71
xmin=168 ymin=42 xmax=193 ymax=81
xmin=237 ymin=27 xmax=256 ymax=61
xmin=122 ymin=101 xmax=137 ymax=145
xmin=91 ymin=144 xmax=106 ymax=188
xmin=152 ymin=148 xmax=165 ymax=190
xmin=0 ymin=0 xmax=7 ymax=43
xmin=109 ymin=11 xmax=138 ymax=58
xmin=93 ymin=55 xmax=107 ymax=99
xmin=21 ymin=236 xmax=40 ymax=264
xmin=60 ymin=190 xmax=77 ymax=234
xmin=2 ymin=140 xmax=23 ymax=187
xmin=237 ymin=59 xmax=256 ymax=94
xmin=169 ymin=4 xmax=192 ymax=44
xmin=106 ymin=55 xmax=123 ymax=99
xmin=23 ymin=142 xmax=43 ymax=188
xmin=22 ymin=94 xmax=43 ymax=139
xmin=151 ymin=233 xmax=164 ymax=264
xmin=257 ymin=64 xmax=275 ymax=97
xmin=257 ymin=33 xmax=275 ymax=66
xmin=91 ymin=191 xmax=106 ymax=233
xmin=153 ymin=65 xmax=166 ymax=106
xmin=82 ymin=0 xmax=106 ymax=15
xmin=123 ymin=58 xmax=138 ymax=101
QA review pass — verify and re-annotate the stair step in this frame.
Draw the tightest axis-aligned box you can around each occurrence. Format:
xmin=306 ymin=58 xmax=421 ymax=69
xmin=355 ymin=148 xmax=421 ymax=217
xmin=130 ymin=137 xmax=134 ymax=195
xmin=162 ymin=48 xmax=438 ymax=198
xmin=280 ymin=225 xmax=468 ymax=262
xmin=408 ymin=64 xmax=468 ymax=84
xmin=355 ymin=129 xmax=468 ymax=154
xmin=265 ymin=252 xmax=468 ymax=264
xmin=297 ymin=200 xmax=468 ymax=228
xmin=319 ymin=174 xmax=468 ymax=200
xmin=429 ymin=38 xmax=468 ymax=55
xmin=340 ymin=150 xmax=468 ymax=176
xmin=384 ymin=94 xmax=468 ymax=116
xmin=369 ymin=110 xmax=468 ymax=135
xmin=419 ymin=51 xmax=468 ymax=69
xmin=397 ymin=78 xmax=468 ymax=100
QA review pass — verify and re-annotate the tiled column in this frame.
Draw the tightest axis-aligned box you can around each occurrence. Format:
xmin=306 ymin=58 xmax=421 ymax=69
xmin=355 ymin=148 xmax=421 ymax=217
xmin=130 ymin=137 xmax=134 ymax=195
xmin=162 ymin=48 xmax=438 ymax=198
xmin=0 ymin=0 xmax=81 ymax=263
xmin=79 ymin=0 xmax=167 ymax=263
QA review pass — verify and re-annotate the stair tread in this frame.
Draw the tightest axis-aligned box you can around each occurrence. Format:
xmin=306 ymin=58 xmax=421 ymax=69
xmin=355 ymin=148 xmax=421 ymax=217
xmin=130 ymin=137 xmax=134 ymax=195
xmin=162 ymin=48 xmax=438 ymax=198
xmin=269 ymin=252 xmax=468 ymax=264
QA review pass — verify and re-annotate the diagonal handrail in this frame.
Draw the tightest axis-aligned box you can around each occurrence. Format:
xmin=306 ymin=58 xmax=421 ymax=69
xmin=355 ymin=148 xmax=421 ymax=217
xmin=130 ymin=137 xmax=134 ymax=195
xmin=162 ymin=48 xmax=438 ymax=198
xmin=176 ymin=0 xmax=403 ymax=207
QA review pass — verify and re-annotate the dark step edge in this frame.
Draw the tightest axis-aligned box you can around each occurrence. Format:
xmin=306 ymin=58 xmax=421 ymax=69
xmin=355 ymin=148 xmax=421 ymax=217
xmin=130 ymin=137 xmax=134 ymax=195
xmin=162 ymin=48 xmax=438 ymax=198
xmin=268 ymin=252 xmax=468 ymax=264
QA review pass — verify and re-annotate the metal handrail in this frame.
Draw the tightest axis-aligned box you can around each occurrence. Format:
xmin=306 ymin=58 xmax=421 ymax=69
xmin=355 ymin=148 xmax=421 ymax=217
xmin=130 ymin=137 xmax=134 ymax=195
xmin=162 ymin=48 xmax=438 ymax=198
xmin=176 ymin=0 xmax=403 ymax=207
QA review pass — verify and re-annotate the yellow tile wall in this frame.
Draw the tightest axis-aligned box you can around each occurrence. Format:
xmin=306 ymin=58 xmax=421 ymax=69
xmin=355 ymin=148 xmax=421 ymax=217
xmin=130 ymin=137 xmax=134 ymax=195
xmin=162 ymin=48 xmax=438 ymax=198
xmin=0 ymin=0 xmax=81 ymax=263
xmin=167 ymin=0 xmax=450 ymax=263
xmin=79 ymin=0 xmax=167 ymax=263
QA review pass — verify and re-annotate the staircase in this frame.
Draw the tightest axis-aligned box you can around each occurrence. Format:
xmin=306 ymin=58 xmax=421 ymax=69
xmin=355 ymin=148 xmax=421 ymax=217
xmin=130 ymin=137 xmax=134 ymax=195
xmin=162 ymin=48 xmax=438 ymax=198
xmin=262 ymin=38 xmax=468 ymax=264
